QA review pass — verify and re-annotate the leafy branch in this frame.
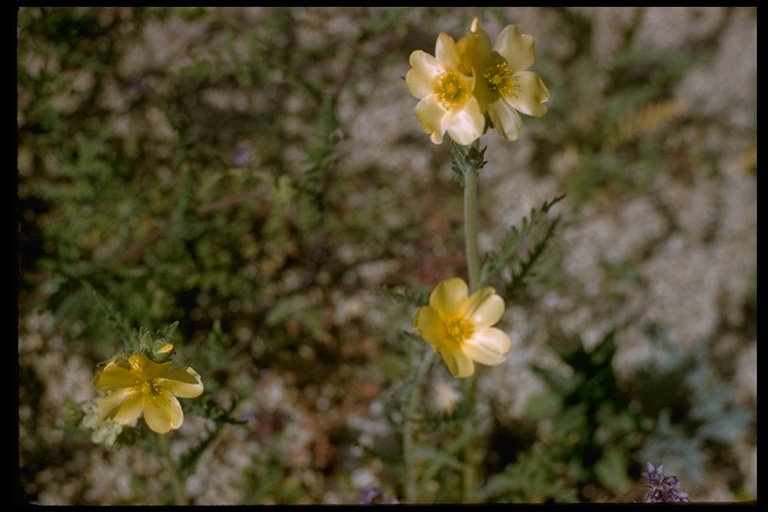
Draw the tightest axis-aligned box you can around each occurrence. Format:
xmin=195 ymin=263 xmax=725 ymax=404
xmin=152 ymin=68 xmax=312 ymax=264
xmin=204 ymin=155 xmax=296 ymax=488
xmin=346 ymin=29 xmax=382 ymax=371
xmin=479 ymin=194 xmax=565 ymax=287
xmin=451 ymin=141 xmax=488 ymax=186
xmin=375 ymin=285 xmax=429 ymax=307
xmin=502 ymin=215 xmax=561 ymax=299
xmin=179 ymin=398 xmax=245 ymax=479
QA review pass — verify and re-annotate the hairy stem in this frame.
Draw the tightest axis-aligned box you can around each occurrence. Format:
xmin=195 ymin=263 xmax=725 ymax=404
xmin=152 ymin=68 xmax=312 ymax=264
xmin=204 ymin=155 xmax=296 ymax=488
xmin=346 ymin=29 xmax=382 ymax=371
xmin=461 ymin=139 xmax=482 ymax=503
xmin=464 ymin=161 xmax=481 ymax=293
xmin=403 ymin=348 xmax=434 ymax=503
xmin=158 ymin=434 xmax=189 ymax=505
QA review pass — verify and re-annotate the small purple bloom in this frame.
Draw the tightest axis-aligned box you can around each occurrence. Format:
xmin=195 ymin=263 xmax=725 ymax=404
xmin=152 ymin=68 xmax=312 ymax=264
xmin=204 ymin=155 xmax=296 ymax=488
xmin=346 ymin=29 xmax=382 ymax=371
xmin=662 ymin=475 xmax=690 ymax=503
xmin=232 ymin=141 xmax=252 ymax=167
xmin=359 ymin=485 xmax=399 ymax=505
xmin=640 ymin=462 xmax=690 ymax=503
xmin=641 ymin=462 xmax=665 ymax=486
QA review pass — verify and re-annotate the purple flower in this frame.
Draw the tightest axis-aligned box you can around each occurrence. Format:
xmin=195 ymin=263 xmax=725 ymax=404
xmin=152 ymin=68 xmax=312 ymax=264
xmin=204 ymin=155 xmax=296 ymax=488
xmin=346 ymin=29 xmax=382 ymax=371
xmin=640 ymin=462 xmax=690 ymax=503
xmin=232 ymin=141 xmax=252 ymax=167
xmin=359 ymin=485 xmax=399 ymax=505
xmin=641 ymin=462 xmax=665 ymax=486
xmin=662 ymin=475 xmax=690 ymax=503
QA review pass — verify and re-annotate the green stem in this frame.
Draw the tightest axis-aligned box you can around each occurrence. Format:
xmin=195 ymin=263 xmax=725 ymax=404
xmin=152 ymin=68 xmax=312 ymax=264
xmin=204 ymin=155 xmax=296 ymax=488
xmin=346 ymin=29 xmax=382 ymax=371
xmin=461 ymin=139 xmax=482 ymax=503
xmin=403 ymin=348 xmax=434 ymax=503
xmin=464 ymin=160 xmax=481 ymax=294
xmin=461 ymin=371 xmax=479 ymax=503
xmin=158 ymin=434 xmax=189 ymax=505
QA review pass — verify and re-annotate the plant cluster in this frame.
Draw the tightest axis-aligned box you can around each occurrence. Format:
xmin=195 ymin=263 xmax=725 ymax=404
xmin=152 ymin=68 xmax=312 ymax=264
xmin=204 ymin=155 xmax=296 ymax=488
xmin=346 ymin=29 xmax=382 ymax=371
xmin=17 ymin=7 xmax=755 ymax=505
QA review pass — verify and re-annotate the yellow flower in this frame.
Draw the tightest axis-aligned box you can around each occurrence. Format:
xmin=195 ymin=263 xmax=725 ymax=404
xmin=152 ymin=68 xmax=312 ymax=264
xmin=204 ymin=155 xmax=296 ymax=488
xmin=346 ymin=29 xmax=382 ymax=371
xmin=477 ymin=20 xmax=550 ymax=141
xmin=151 ymin=341 xmax=175 ymax=361
xmin=93 ymin=353 xmax=204 ymax=434
xmin=455 ymin=17 xmax=492 ymax=82
xmin=406 ymin=32 xmax=485 ymax=145
xmin=414 ymin=277 xmax=511 ymax=378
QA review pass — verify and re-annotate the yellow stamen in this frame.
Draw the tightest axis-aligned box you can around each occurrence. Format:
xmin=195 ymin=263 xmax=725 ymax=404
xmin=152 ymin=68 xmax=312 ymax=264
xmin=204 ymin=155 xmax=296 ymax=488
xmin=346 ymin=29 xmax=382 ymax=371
xmin=140 ymin=381 xmax=154 ymax=397
xmin=445 ymin=316 xmax=474 ymax=345
xmin=483 ymin=62 xmax=514 ymax=97
xmin=434 ymin=72 xmax=466 ymax=109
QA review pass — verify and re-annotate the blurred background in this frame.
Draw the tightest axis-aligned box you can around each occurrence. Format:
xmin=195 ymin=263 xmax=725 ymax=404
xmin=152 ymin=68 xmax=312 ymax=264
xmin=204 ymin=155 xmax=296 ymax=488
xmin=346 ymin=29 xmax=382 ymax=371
xmin=17 ymin=7 xmax=756 ymax=504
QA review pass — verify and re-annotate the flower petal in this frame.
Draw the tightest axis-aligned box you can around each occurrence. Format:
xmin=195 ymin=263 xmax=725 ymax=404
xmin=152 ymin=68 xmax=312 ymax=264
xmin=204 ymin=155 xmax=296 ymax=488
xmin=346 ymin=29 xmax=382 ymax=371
xmin=456 ymin=17 xmax=492 ymax=75
xmin=156 ymin=366 xmax=204 ymax=398
xmin=99 ymin=387 xmax=144 ymax=426
xmin=444 ymin=96 xmax=485 ymax=146
xmin=493 ymin=25 xmax=536 ymax=72
xmin=406 ymin=51 xmax=442 ymax=99
xmin=438 ymin=343 xmax=475 ymax=378
xmin=488 ymin=99 xmax=523 ymax=141
xmin=503 ymin=71 xmax=549 ymax=117
xmin=434 ymin=32 xmax=461 ymax=70
xmin=143 ymin=391 xmax=184 ymax=434
xmin=460 ymin=286 xmax=504 ymax=327
xmin=414 ymin=306 xmax=448 ymax=349
xmin=429 ymin=277 xmax=468 ymax=316
xmin=93 ymin=363 xmax=139 ymax=391
xmin=413 ymin=95 xmax=449 ymax=145
xmin=129 ymin=353 xmax=172 ymax=382
xmin=462 ymin=327 xmax=511 ymax=366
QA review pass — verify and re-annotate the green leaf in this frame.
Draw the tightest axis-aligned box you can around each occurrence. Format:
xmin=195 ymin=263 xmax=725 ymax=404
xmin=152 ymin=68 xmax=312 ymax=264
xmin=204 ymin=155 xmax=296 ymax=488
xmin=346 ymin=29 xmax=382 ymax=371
xmin=480 ymin=194 xmax=565 ymax=287
xmin=375 ymin=285 xmax=428 ymax=306
xmin=450 ymin=141 xmax=487 ymax=185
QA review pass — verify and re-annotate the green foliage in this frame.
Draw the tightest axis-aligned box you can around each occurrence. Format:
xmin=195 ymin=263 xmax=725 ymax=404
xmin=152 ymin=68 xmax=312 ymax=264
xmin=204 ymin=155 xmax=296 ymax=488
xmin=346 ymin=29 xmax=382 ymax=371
xmin=19 ymin=7 xmax=353 ymax=358
xmin=242 ymin=437 xmax=305 ymax=505
xmin=632 ymin=330 xmax=755 ymax=489
xmin=541 ymin=8 xmax=704 ymax=207
xmin=297 ymin=94 xmax=338 ymax=241
xmin=380 ymin=136 xmax=568 ymax=504
xmin=17 ymin=6 xmax=754 ymax=506
xmin=522 ymin=331 xmax=654 ymax=501
xmin=374 ymin=285 xmax=429 ymax=307
xmin=480 ymin=194 xmax=565 ymax=290
xmin=303 ymin=96 xmax=338 ymax=197
xmin=17 ymin=7 xmax=327 ymax=503
xmin=478 ymin=441 xmax=579 ymax=503
xmin=450 ymin=141 xmax=488 ymax=186
xmin=179 ymin=399 xmax=245 ymax=480
xmin=405 ymin=418 xmax=478 ymax=503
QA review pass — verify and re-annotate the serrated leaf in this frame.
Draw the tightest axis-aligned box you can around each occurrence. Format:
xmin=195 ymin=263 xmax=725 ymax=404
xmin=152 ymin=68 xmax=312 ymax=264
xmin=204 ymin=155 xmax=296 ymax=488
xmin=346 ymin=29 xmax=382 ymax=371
xmin=375 ymin=285 xmax=428 ymax=306
xmin=480 ymin=194 xmax=565 ymax=287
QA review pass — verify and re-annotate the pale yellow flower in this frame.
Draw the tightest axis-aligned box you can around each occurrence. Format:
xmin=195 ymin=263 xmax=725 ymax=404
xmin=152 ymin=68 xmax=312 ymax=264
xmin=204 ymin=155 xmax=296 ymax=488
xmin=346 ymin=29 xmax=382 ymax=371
xmin=455 ymin=17 xmax=492 ymax=82
xmin=482 ymin=21 xmax=549 ymax=141
xmin=406 ymin=32 xmax=485 ymax=145
xmin=151 ymin=341 xmax=175 ymax=361
xmin=414 ymin=277 xmax=510 ymax=378
xmin=93 ymin=353 xmax=204 ymax=434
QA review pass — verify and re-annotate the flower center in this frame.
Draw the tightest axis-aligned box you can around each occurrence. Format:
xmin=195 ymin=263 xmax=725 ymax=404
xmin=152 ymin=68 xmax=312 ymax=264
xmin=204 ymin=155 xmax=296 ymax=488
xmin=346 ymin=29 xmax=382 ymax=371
xmin=434 ymin=72 xmax=466 ymax=109
xmin=483 ymin=61 xmax=514 ymax=97
xmin=139 ymin=381 xmax=157 ymax=397
xmin=445 ymin=316 xmax=474 ymax=345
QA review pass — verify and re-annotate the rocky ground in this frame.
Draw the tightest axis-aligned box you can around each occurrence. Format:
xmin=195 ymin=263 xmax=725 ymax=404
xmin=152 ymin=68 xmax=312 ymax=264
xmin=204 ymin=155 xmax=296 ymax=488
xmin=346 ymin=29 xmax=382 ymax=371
xmin=17 ymin=7 xmax=756 ymax=504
